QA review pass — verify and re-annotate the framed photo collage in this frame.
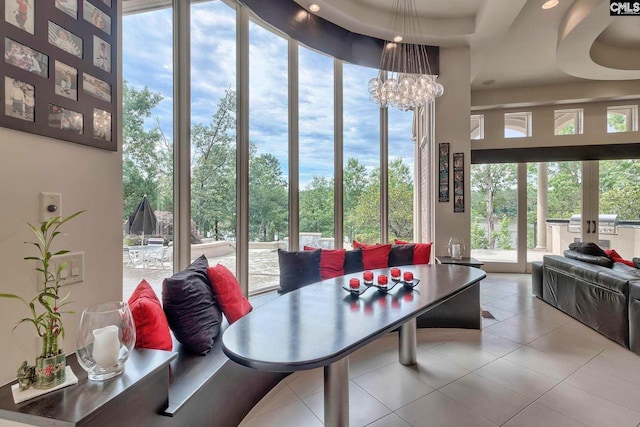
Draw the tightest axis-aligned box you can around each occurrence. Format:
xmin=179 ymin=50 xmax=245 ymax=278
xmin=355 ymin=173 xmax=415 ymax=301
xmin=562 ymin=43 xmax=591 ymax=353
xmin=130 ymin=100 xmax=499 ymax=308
xmin=1 ymin=0 xmax=117 ymax=151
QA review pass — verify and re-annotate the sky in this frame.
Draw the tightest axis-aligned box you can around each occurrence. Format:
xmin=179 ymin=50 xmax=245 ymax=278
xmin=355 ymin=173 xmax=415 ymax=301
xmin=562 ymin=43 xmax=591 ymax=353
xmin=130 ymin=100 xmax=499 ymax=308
xmin=122 ymin=1 xmax=415 ymax=188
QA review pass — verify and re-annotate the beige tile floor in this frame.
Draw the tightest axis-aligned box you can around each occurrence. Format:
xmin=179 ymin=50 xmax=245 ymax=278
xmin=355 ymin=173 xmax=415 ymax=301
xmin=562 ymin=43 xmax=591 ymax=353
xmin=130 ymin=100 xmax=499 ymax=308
xmin=239 ymin=273 xmax=640 ymax=427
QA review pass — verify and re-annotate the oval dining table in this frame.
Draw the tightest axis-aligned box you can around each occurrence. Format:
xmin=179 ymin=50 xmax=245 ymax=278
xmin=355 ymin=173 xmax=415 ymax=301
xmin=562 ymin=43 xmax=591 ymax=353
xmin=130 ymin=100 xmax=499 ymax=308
xmin=222 ymin=264 xmax=486 ymax=427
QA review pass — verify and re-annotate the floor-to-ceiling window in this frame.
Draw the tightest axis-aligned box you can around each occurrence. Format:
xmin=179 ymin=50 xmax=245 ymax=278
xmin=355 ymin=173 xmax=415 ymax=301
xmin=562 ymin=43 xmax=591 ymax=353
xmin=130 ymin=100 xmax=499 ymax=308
xmin=248 ymin=20 xmax=289 ymax=293
xmin=298 ymin=45 xmax=334 ymax=248
xmin=123 ymin=1 xmax=433 ymax=297
xmin=343 ymin=63 xmax=381 ymax=245
xmin=190 ymin=0 xmax=237 ymax=275
xmin=122 ymin=5 xmax=173 ymax=299
xmin=388 ymin=108 xmax=414 ymax=242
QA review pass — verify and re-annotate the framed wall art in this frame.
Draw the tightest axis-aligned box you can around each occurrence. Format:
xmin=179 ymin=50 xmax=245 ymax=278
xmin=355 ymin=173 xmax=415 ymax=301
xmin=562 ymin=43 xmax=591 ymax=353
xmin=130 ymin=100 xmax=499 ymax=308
xmin=453 ymin=152 xmax=464 ymax=213
xmin=438 ymin=142 xmax=449 ymax=202
xmin=0 ymin=0 xmax=117 ymax=151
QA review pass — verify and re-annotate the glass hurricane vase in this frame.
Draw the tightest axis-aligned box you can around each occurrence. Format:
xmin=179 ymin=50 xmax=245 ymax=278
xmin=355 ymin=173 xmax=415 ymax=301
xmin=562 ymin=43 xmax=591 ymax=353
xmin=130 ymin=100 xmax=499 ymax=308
xmin=447 ymin=238 xmax=465 ymax=260
xmin=76 ymin=301 xmax=136 ymax=381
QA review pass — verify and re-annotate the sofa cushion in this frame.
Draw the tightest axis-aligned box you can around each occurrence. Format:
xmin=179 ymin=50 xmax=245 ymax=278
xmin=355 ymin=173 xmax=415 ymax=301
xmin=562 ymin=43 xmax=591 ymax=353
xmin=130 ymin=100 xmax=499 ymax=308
xmin=278 ymin=248 xmax=321 ymax=294
xmin=564 ymin=250 xmax=613 ymax=268
xmin=162 ymin=255 xmax=222 ymax=355
xmin=206 ymin=264 xmax=252 ymax=324
xmin=389 ymin=244 xmax=414 ymax=267
xmin=569 ymin=242 xmax=608 ymax=257
xmin=303 ymin=246 xmax=346 ymax=280
xmin=344 ymin=248 xmax=364 ymax=274
xmin=128 ymin=279 xmax=173 ymax=351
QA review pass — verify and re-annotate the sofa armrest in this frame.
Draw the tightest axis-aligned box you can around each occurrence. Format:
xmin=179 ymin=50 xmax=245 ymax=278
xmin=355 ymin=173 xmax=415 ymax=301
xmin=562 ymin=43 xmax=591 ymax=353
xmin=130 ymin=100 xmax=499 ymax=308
xmin=532 ymin=261 xmax=543 ymax=298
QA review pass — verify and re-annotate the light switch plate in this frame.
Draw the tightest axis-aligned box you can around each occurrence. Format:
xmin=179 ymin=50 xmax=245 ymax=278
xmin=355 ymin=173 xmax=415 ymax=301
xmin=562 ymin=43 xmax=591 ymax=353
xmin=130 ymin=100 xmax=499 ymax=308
xmin=39 ymin=251 xmax=84 ymax=289
xmin=40 ymin=192 xmax=62 ymax=223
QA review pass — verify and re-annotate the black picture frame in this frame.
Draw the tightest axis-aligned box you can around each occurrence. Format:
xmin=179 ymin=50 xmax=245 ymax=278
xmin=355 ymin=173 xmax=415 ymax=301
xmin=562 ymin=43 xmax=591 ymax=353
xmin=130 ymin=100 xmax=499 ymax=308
xmin=1 ymin=0 xmax=117 ymax=151
xmin=453 ymin=152 xmax=464 ymax=213
xmin=438 ymin=142 xmax=449 ymax=202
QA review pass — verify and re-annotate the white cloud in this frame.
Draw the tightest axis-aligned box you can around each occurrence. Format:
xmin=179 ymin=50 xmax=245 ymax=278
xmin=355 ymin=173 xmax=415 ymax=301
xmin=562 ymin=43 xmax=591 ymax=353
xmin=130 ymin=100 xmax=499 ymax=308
xmin=124 ymin=4 xmax=415 ymax=186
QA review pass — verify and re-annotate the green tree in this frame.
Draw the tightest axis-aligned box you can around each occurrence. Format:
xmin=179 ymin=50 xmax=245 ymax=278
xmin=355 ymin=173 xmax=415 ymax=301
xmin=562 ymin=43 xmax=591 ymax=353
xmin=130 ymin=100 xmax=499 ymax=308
xmin=343 ymin=158 xmax=370 ymax=242
xmin=388 ymin=158 xmax=413 ymax=241
xmin=547 ymin=161 xmax=581 ymax=219
xmin=249 ymin=150 xmax=288 ymax=242
xmin=495 ymin=215 xmax=513 ymax=250
xmin=471 ymin=163 xmax=517 ymax=249
xmin=347 ymin=158 xmax=414 ymax=244
xmin=300 ymin=176 xmax=334 ymax=237
xmin=471 ymin=220 xmax=488 ymax=249
xmin=599 ymin=159 xmax=640 ymax=220
xmin=122 ymin=81 xmax=171 ymax=223
xmin=191 ymin=89 xmax=236 ymax=240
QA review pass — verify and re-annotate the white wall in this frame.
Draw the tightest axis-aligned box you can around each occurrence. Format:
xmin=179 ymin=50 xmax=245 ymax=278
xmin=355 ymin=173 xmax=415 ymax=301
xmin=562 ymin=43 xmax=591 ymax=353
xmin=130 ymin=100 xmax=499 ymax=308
xmin=434 ymin=46 xmax=472 ymax=257
xmin=0 ymin=128 xmax=122 ymax=387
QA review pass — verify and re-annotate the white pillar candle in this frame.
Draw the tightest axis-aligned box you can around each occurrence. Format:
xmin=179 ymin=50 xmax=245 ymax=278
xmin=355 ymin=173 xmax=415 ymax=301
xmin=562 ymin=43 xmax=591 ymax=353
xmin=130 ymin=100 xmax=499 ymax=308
xmin=451 ymin=243 xmax=461 ymax=259
xmin=92 ymin=325 xmax=120 ymax=368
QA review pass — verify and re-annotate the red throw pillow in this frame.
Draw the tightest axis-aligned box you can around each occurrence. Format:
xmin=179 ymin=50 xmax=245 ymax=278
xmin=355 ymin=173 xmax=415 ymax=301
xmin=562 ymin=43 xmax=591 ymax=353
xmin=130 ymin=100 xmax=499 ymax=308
xmin=413 ymin=242 xmax=432 ymax=265
xmin=604 ymin=249 xmax=635 ymax=268
xmin=304 ymin=246 xmax=347 ymax=279
xmin=128 ymin=279 xmax=173 ymax=351
xmin=207 ymin=264 xmax=252 ymax=324
xmin=394 ymin=239 xmax=410 ymax=245
xmin=361 ymin=244 xmax=391 ymax=270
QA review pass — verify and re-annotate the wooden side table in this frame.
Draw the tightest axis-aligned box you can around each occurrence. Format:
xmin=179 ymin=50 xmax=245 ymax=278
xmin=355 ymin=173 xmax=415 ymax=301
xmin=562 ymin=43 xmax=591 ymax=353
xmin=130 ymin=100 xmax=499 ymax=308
xmin=436 ymin=256 xmax=485 ymax=269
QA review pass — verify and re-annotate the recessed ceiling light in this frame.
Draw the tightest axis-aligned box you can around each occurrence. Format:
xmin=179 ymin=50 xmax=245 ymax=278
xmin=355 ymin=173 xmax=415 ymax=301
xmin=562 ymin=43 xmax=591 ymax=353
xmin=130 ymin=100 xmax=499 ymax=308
xmin=309 ymin=4 xmax=320 ymax=12
xmin=393 ymin=35 xmax=403 ymax=43
xmin=542 ymin=0 xmax=559 ymax=9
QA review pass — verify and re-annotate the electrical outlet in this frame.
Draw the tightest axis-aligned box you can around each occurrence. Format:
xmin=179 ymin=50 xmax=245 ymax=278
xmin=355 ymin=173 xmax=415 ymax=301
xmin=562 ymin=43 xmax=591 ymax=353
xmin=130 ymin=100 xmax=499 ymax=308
xmin=40 ymin=192 xmax=62 ymax=223
xmin=39 ymin=252 xmax=84 ymax=289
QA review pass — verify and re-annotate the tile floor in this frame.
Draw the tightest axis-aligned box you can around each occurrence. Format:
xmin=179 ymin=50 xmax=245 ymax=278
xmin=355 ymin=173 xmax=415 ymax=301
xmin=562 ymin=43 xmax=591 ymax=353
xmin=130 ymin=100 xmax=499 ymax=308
xmin=239 ymin=273 xmax=640 ymax=427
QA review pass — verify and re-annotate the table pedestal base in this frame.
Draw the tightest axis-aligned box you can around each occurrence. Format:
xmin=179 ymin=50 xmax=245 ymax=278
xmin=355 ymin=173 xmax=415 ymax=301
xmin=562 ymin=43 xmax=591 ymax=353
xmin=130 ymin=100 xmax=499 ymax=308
xmin=324 ymin=357 xmax=349 ymax=427
xmin=399 ymin=318 xmax=417 ymax=365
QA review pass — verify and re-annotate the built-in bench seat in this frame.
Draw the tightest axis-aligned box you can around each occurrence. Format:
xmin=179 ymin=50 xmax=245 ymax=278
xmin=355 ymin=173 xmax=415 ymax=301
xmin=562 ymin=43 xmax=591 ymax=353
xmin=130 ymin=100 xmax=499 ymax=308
xmin=160 ymin=292 xmax=286 ymax=427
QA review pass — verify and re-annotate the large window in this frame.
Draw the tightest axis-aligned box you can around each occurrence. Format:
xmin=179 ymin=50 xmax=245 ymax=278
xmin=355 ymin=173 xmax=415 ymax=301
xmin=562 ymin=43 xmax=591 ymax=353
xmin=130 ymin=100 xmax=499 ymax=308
xmin=122 ymin=6 xmax=173 ymax=299
xmin=123 ymin=3 xmax=431 ymax=297
xmin=343 ymin=63 xmax=381 ymax=245
xmin=388 ymin=108 xmax=414 ymax=242
xmin=190 ymin=1 xmax=237 ymax=275
xmin=299 ymin=46 xmax=334 ymax=248
xmin=248 ymin=20 xmax=289 ymax=293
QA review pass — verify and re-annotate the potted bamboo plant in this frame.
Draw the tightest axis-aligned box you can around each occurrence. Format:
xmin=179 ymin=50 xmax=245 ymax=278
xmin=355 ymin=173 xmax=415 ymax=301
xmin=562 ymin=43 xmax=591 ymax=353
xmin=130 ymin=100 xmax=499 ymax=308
xmin=1 ymin=211 xmax=83 ymax=390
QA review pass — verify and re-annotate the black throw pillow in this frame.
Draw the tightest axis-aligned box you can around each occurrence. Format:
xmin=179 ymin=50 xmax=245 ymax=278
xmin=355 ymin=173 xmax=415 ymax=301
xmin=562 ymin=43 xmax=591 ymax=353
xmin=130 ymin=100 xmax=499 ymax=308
xmin=278 ymin=249 xmax=321 ymax=294
xmin=162 ymin=255 xmax=222 ymax=355
xmin=343 ymin=248 xmax=364 ymax=274
xmin=389 ymin=244 xmax=415 ymax=267
xmin=634 ymin=258 xmax=640 ymax=269
xmin=568 ymin=242 xmax=608 ymax=258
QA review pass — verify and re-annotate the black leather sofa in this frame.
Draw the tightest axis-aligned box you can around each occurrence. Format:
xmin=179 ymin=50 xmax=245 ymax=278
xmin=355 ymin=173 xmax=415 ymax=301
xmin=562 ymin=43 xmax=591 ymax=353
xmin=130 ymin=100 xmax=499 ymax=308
xmin=532 ymin=251 xmax=640 ymax=356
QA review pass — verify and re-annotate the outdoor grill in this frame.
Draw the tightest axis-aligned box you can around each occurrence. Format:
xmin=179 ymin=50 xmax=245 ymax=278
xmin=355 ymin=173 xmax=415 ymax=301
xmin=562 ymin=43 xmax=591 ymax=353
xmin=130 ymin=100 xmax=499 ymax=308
xmin=568 ymin=214 xmax=618 ymax=235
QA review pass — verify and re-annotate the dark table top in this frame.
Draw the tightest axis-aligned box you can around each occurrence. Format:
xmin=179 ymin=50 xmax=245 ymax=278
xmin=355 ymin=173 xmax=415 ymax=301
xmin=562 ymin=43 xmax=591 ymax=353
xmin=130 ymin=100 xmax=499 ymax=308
xmin=222 ymin=264 xmax=485 ymax=372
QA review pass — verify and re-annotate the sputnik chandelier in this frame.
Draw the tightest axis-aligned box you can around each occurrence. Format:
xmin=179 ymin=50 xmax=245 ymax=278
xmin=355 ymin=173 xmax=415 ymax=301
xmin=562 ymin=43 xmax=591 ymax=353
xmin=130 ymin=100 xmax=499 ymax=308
xmin=368 ymin=0 xmax=444 ymax=111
